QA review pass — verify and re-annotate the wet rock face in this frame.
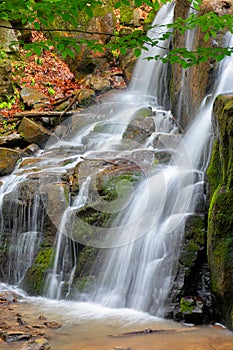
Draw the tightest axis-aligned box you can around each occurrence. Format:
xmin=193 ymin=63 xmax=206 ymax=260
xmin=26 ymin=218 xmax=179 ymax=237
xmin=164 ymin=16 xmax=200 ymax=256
xmin=206 ymin=94 xmax=233 ymax=330
xmin=165 ymin=213 xmax=212 ymax=325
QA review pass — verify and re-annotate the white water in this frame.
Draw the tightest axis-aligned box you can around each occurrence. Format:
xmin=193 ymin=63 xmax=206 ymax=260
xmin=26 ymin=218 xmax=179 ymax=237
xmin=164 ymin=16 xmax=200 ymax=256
xmin=130 ymin=3 xmax=174 ymax=106
xmin=0 ymin=171 xmax=43 ymax=284
xmin=46 ymin=177 xmax=91 ymax=299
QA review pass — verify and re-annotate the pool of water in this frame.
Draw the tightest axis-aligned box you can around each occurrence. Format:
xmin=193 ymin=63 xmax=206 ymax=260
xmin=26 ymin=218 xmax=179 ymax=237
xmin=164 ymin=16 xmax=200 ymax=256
xmin=1 ymin=293 xmax=232 ymax=350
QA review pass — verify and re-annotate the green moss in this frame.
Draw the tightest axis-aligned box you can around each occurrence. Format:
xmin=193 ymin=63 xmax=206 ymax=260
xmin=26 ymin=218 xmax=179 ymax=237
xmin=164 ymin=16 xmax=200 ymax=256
xmin=180 ymin=240 xmax=201 ymax=268
xmin=179 ymin=215 xmax=205 ymax=274
xmin=119 ymin=4 xmax=134 ymax=24
xmin=63 ymin=185 xmax=70 ymax=204
xmin=76 ymin=246 xmax=98 ymax=276
xmin=25 ymin=247 xmax=54 ymax=295
xmin=206 ymin=140 xmax=222 ymax=196
xmin=98 ymin=172 xmax=142 ymax=201
xmin=180 ymin=297 xmax=195 ymax=313
xmin=74 ymin=276 xmax=94 ymax=292
xmin=144 ymin=9 xmax=157 ymax=25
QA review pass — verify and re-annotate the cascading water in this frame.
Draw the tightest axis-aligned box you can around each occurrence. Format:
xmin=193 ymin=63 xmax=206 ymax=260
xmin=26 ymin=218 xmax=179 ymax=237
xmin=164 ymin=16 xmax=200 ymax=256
xmin=86 ymin=33 xmax=233 ymax=315
xmin=0 ymin=172 xmax=43 ymax=284
xmin=0 ymin=4 xmax=232 ymax=327
xmin=129 ymin=3 xmax=174 ymax=107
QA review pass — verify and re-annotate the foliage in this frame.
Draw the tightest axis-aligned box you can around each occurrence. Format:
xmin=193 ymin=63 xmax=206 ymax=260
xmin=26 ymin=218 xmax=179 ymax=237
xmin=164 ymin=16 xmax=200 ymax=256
xmin=180 ymin=297 xmax=195 ymax=313
xmin=0 ymin=0 xmax=232 ymax=65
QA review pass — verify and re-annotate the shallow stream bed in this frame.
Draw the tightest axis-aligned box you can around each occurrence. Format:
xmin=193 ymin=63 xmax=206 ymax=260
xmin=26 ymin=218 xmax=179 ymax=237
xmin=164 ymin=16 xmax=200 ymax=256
xmin=0 ymin=292 xmax=232 ymax=350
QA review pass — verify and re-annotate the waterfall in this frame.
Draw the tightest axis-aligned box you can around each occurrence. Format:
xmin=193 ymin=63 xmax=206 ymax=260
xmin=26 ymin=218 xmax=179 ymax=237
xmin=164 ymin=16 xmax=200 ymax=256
xmin=0 ymin=3 xmax=232 ymax=322
xmin=129 ymin=3 xmax=174 ymax=107
xmin=83 ymin=33 xmax=233 ymax=315
xmin=45 ymin=177 xmax=91 ymax=299
xmin=0 ymin=172 xmax=43 ymax=284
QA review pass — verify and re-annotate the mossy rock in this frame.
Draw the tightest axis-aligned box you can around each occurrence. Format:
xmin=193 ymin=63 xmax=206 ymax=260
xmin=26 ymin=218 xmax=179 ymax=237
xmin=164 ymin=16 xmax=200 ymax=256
xmin=179 ymin=214 xmax=205 ymax=274
xmin=23 ymin=247 xmax=54 ymax=295
xmin=207 ymin=94 xmax=233 ymax=329
xmin=97 ymin=172 xmax=142 ymax=201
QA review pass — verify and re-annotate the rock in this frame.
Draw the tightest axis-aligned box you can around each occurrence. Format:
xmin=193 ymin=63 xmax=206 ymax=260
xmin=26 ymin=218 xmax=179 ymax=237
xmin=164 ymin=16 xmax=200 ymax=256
xmin=20 ymin=87 xmax=49 ymax=108
xmin=0 ymin=133 xmax=22 ymax=147
xmin=119 ymin=50 xmax=136 ymax=83
xmin=38 ymin=316 xmax=47 ymax=321
xmin=113 ymin=347 xmax=131 ymax=350
xmin=153 ymin=133 xmax=183 ymax=150
xmin=19 ymin=337 xmax=50 ymax=350
xmin=18 ymin=158 xmax=41 ymax=169
xmin=0 ymin=19 xmax=19 ymax=52
xmin=22 ymin=144 xmax=40 ymax=157
xmin=89 ymin=76 xmax=111 ymax=92
xmin=207 ymin=94 xmax=233 ymax=330
xmin=0 ymin=60 xmax=14 ymax=97
xmin=174 ymin=296 xmax=205 ymax=324
xmin=110 ymin=75 xmax=127 ymax=89
xmin=43 ymin=321 xmax=61 ymax=329
xmin=18 ymin=117 xmax=52 ymax=148
xmin=76 ymin=88 xmax=95 ymax=106
xmin=0 ymin=147 xmax=21 ymax=176
xmin=0 ymin=331 xmax=32 ymax=342
xmin=40 ymin=183 xmax=69 ymax=228
xmin=123 ymin=117 xmax=155 ymax=144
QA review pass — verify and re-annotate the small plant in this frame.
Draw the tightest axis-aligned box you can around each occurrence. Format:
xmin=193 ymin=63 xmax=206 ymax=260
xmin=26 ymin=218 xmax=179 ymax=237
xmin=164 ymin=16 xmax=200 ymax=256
xmin=180 ymin=297 xmax=195 ymax=313
xmin=0 ymin=95 xmax=16 ymax=110
xmin=48 ymin=87 xmax=55 ymax=95
xmin=0 ymin=48 xmax=7 ymax=60
xmin=3 ymin=120 xmax=8 ymax=129
xmin=34 ymin=56 xmax=43 ymax=65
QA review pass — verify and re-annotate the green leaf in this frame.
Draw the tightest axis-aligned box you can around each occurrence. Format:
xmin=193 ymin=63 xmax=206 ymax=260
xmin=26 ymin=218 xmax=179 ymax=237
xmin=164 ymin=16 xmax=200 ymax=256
xmin=134 ymin=48 xmax=141 ymax=57
xmin=135 ymin=0 xmax=143 ymax=6
xmin=204 ymin=32 xmax=210 ymax=41
xmin=33 ymin=21 xmax=40 ymax=30
xmin=65 ymin=47 xmax=75 ymax=58
xmin=62 ymin=50 xmax=67 ymax=59
xmin=120 ymin=47 xmax=127 ymax=55
xmin=216 ymin=53 xmax=225 ymax=62
xmin=85 ymin=6 xmax=93 ymax=18
xmin=33 ymin=46 xmax=42 ymax=56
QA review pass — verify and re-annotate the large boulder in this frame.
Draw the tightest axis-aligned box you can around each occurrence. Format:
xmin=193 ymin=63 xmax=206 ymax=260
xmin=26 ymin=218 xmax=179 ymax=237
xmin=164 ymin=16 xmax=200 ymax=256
xmin=206 ymin=94 xmax=233 ymax=330
xmin=18 ymin=117 xmax=52 ymax=148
